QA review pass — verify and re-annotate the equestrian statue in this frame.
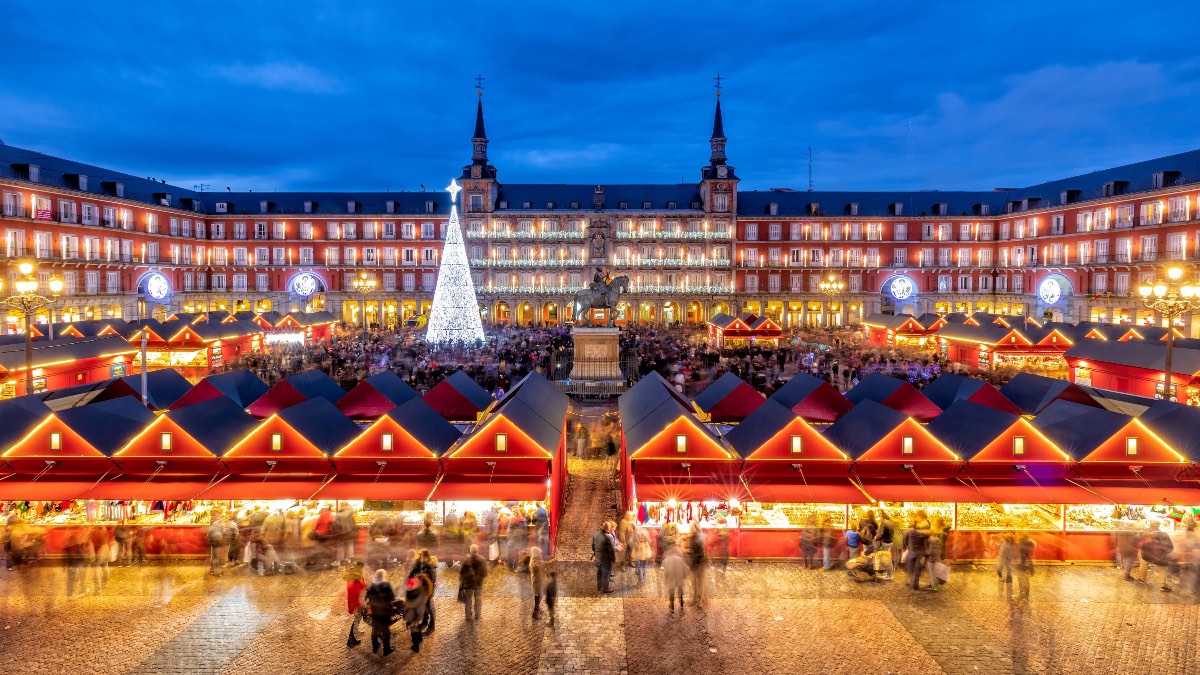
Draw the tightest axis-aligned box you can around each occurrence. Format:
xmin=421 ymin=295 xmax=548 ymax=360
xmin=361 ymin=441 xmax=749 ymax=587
xmin=573 ymin=267 xmax=629 ymax=327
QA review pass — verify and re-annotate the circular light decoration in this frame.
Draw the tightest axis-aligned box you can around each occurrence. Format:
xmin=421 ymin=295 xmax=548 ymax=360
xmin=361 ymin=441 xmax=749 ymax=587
xmin=1038 ymin=277 xmax=1062 ymax=305
xmin=145 ymin=272 xmax=171 ymax=300
xmin=889 ymin=276 xmax=915 ymax=300
xmin=291 ymin=273 xmax=319 ymax=298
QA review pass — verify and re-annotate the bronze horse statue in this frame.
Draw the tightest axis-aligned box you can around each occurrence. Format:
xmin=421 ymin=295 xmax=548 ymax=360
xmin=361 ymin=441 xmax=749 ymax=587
xmin=572 ymin=275 xmax=629 ymax=327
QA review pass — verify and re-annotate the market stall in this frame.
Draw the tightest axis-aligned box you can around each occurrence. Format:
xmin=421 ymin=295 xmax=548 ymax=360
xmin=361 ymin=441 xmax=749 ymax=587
xmin=92 ymin=368 xmax=193 ymax=411
xmin=692 ymin=371 xmax=765 ymax=423
xmin=335 ymin=371 xmax=421 ymax=420
xmin=169 ymin=369 xmax=270 ymax=410
xmin=845 ymin=373 xmax=942 ymax=422
xmin=422 ymin=370 xmax=494 ymax=422
xmin=1065 ymin=339 xmax=1200 ymax=404
xmin=921 ymin=373 xmax=1022 ymax=415
xmin=247 ymin=369 xmax=347 ymax=418
xmin=0 ymin=336 xmax=138 ymax=399
xmin=767 ymin=372 xmax=852 ymax=423
xmin=861 ymin=313 xmax=928 ymax=347
xmin=999 ymin=372 xmax=1102 ymax=415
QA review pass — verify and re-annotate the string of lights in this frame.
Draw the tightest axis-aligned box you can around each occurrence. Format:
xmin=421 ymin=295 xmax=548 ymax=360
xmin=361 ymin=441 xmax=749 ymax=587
xmin=425 ymin=179 xmax=486 ymax=345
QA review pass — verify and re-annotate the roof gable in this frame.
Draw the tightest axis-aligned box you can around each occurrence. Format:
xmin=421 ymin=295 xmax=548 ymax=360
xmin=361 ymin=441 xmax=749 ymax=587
xmin=1139 ymin=400 xmax=1200 ymax=461
xmin=165 ymin=395 xmax=260 ymax=456
xmin=926 ymin=400 xmax=1021 ymax=459
xmin=692 ymin=372 xmax=765 ymax=422
xmin=284 ymin=369 xmax=346 ymax=404
xmin=246 ymin=380 xmax=308 ymax=417
xmin=823 ymin=400 xmax=908 ymax=459
xmin=845 ymin=373 xmax=941 ymax=422
xmin=768 ymin=373 xmax=852 ymax=422
xmin=276 ymin=398 xmax=362 ymax=456
xmin=58 ymin=397 xmax=157 ymax=456
xmin=855 ymin=416 xmax=960 ymax=463
xmin=0 ymin=396 xmax=53 ymax=450
xmin=1031 ymin=400 xmax=1131 ymax=460
xmin=1080 ymin=418 xmax=1186 ymax=464
xmin=726 ymin=399 xmax=844 ymax=461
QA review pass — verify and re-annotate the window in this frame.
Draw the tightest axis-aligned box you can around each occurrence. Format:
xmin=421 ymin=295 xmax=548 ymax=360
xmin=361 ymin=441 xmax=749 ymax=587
xmin=1013 ymin=436 xmax=1025 ymax=457
xmin=495 ymin=433 xmax=507 ymax=453
xmin=233 ymin=222 xmax=247 ymax=239
xmin=901 ymin=436 xmax=914 ymax=455
xmin=271 ymin=433 xmax=283 ymax=452
xmin=1125 ymin=437 xmax=1138 ymax=457
xmin=790 ymin=435 xmax=802 ymax=454
xmin=160 ymin=432 xmax=173 ymax=452
xmin=744 ymin=223 xmax=758 ymax=240
xmin=893 ymin=223 xmax=907 ymax=241
xmin=381 ymin=433 xmax=393 ymax=452
xmin=768 ymin=223 xmax=782 ymax=240
xmin=50 ymin=432 xmax=62 ymax=451
xmin=676 ymin=434 xmax=687 ymax=454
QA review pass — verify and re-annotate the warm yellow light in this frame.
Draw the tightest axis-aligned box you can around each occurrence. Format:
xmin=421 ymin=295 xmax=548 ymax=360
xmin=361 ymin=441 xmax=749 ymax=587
xmin=1183 ymin=286 xmax=1197 ymax=299
xmin=18 ymin=262 xmax=33 ymax=276
xmin=1168 ymin=267 xmax=1183 ymax=281
xmin=15 ymin=279 xmax=37 ymax=294
xmin=48 ymin=278 xmax=64 ymax=294
xmin=1138 ymin=285 xmax=1153 ymax=298
xmin=1154 ymin=284 xmax=1168 ymax=298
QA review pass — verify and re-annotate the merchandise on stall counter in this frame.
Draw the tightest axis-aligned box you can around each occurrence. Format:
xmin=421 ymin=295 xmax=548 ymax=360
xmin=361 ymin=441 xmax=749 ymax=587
xmin=955 ymin=502 xmax=1062 ymax=531
xmin=636 ymin=499 xmax=741 ymax=528
xmin=738 ymin=502 xmax=846 ymax=529
xmin=1064 ymin=504 xmax=1200 ymax=533
xmin=852 ymin=502 xmax=953 ymax=528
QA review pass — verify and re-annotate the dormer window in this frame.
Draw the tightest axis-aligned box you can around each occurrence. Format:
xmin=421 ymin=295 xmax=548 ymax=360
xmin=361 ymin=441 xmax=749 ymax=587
xmin=522 ymin=201 xmax=532 ymax=209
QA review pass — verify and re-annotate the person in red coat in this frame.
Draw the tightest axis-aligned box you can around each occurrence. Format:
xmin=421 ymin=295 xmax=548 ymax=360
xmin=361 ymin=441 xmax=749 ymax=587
xmin=344 ymin=562 xmax=367 ymax=647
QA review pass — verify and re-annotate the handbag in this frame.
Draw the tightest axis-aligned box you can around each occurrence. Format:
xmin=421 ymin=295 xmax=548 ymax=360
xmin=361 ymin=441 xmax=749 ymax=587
xmin=900 ymin=550 xmax=910 ymax=564
xmin=488 ymin=542 xmax=500 ymax=561
xmin=456 ymin=586 xmax=467 ymax=603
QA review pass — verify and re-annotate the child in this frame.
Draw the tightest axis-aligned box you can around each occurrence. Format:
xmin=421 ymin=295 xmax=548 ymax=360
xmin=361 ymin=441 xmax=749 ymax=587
xmin=544 ymin=570 xmax=558 ymax=626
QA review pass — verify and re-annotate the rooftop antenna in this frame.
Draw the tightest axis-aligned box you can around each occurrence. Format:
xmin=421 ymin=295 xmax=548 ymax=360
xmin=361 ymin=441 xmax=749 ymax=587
xmin=807 ymin=147 xmax=814 ymax=192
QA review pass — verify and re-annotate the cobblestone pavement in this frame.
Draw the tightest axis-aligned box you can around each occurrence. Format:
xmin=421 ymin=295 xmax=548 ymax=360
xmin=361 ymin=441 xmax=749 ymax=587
xmin=1 ymin=559 xmax=1199 ymax=674
xmin=555 ymin=457 xmax=621 ymax=562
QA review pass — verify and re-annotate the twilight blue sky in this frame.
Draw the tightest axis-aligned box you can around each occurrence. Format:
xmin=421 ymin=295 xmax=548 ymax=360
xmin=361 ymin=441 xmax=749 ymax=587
xmin=2 ymin=1 xmax=1199 ymax=194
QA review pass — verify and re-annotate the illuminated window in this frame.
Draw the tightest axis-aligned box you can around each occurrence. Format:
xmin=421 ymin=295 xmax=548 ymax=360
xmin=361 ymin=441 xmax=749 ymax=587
xmin=1126 ymin=437 xmax=1138 ymax=457
xmin=49 ymin=432 xmax=62 ymax=451
xmin=676 ymin=434 xmax=687 ymax=454
xmin=270 ymin=433 xmax=283 ymax=452
xmin=495 ymin=433 xmax=508 ymax=453
xmin=1012 ymin=436 xmax=1025 ymax=456
xmin=381 ymin=433 xmax=393 ymax=452
xmin=160 ymin=432 xmax=172 ymax=452
xmin=901 ymin=436 xmax=914 ymax=455
xmin=790 ymin=435 xmax=802 ymax=454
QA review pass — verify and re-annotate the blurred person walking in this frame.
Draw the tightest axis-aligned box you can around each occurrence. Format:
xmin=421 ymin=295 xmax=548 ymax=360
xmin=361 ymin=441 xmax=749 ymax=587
xmin=343 ymin=562 xmax=367 ymax=647
xmin=592 ymin=522 xmax=616 ymax=593
xmin=365 ymin=569 xmax=397 ymax=656
xmin=459 ymin=544 xmax=487 ymax=621
xmin=662 ymin=545 xmax=687 ymax=615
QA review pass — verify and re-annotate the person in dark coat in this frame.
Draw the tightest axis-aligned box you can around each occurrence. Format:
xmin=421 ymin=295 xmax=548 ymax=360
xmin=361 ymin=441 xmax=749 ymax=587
xmin=902 ymin=515 xmax=931 ymax=591
xmin=364 ymin=569 xmax=397 ymax=656
xmin=402 ymin=574 xmax=433 ymax=653
xmin=592 ymin=522 xmax=616 ymax=593
xmin=407 ymin=548 xmax=438 ymax=633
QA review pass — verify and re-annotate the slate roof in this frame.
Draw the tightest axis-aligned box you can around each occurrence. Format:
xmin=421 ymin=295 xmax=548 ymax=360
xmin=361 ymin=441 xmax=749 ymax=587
xmin=619 ymin=374 xmax=723 ymax=454
xmin=1030 ymin=400 xmax=1131 ymax=461
xmin=495 ymin=184 xmax=702 ymax=212
xmin=692 ymin=372 xmax=764 ymax=415
xmin=337 ymin=371 xmax=421 ymax=418
xmin=488 ymin=371 xmax=569 ymax=454
xmin=1065 ymin=340 xmax=1200 ymax=376
xmin=96 ymin=368 xmax=193 ymax=410
xmin=444 ymin=370 xmax=494 ymax=410
xmin=926 ymin=400 xmax=1020 ymax=459
xmin=1137 ymin=400 xmax=1200 ymax=462
xmin=921 ymin=373 xmax=1021 ymax=414
xmin=362 ymin=371 xmax=420 ymax=406
xmin=385 ymin=398 xmax=463 ymax=457
xmin=999 ymin=372 xmax=1100 ymax=415
xmin=0 ymin=396 xmax=53 ymax=451
xmin=914 ymin=313 xmax=943 ymax=329
xmin=285 ymin=369 xmax=346 ymax=404
xmin=941 ymin=313 xmax=970 ymax=324
xmin=189 ymin=369 xmax=269 ymax=408
xmin=276 ymin=398 xmax=362 ymax=456
xmin=724 ymin=398 xmax=799 ymax=459
xmin=0 ymin=336 xmax=137 ymax=372
xmin=844 ymin=373 xmax=941 ymax=421
xmin=165 ymin=395 xmax=261 ymax=456
xmin=1000 ymin=147 xmax=1200 ymax=208
xmin=57 ymin=396 xmax=157 ymax=456
xmin=707 ymin=312 xmax=738 ymax=329
xmin=177 ymin=320 xmax=265 ymax=341
xmin=822 ymin=400 xmax=908 ymax=460
xmin=736 ymin=190 xmax=1003 ymax=218
xmin=768 ymin=373 xmax=852 ymax=422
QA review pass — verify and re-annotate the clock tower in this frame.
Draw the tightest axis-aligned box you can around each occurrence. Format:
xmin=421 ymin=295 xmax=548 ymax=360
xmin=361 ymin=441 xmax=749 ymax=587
xmin=699 ymin=92 xmax=737 ymax=217
xmin=461 ymin=89 xmax=499 ymax=215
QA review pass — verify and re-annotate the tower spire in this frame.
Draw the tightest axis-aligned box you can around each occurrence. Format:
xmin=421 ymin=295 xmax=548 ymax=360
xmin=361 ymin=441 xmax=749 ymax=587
xmin=472 ymin=75 xmax=488 ymax=163
xmin=709 ymin=75 xmax=727 ymax=166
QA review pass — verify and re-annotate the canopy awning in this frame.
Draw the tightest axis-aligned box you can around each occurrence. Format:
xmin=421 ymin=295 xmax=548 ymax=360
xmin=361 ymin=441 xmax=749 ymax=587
xmin=429 ymin=478 xmax=549 ymax=502
xmin=740 ymin=479 xmax=872 ymax=504
xmin=975 ymin=484 xmax=1106 ymax=505
xmin=1087 ymin=485 xmax=1200 ymax=507
xmin=0 ymin=480 xmax=100 ymax=500
xmin=195 ymin=479 xmax=328 ymax=501
xmin=633 ymin=478 xmax=749 ymax=503
xmin=313 ymin=478 xmax=434 ymax=501
xmin=858 ymin=480 xmax=991 ymax=504
xmin=82 ymin=478 xmax=222 ymax=501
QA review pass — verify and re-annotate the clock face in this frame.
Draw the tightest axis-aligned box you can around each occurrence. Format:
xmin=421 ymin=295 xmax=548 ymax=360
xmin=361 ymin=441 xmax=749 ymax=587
xmin=716 ymin=166 xmax=728 ymax=178
xmin=890 ymin=276 xmax=914 ymax=300
xmin=292 ymin=273 xmax=319 ymax=298
xmin=145 ymin=273 xmax=170 ymax=300
xmin=1039 ymin=278 xmax=1062 ymax=305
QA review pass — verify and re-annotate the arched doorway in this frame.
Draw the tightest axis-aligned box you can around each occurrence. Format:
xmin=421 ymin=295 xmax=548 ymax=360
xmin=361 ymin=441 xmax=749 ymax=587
xmin=615 ymin=301 xmax=631 ymax=327
xmin=517 ymin=302 xmax=535 ymax=326
xmin=765 ymin=301 xmax=784 ymax=324
xmin=711 ymin=301 xmax=729 ymax=318
xmin=542 ymin=301 xmax=559 ymax=326
xmin=686 ymin=301 xmax=703 ymax=324
xmin=742 ymin=301 xmax=761 ymax=316
xmin=638 ymin=302 xmax=656 ymax=324
xmin=662 ymin=301 xmax=678 ymax=325
xmin=786 ymin=302 xmax=802 ymax=328
xmin=494 ymin=301 xmax=511 ymax=325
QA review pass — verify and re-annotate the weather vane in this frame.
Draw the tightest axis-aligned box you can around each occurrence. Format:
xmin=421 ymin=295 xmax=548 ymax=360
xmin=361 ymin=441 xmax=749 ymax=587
xmin=475 ymin=73 xmax=485 ymax=96
xmin=713 ymin=72 xmax=724 ymax=97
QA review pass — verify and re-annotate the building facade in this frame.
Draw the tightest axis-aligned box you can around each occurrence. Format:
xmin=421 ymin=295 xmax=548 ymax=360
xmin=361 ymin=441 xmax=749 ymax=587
xmin=4 ymin=97 xmax=1200 ymax=333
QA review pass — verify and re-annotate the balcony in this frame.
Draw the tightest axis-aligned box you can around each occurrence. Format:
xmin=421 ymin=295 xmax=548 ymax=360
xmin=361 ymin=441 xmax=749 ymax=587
xmin=471 ymin=258 xmax=587 ymax=268
xmin=467 ymin=229 xmax=585 ymax=241
xmin=613 ymin=258 xmax=730 ymax=268
xmin=614 ymin=229 xmax=732 ymax=240
xmin=477 ymin=284 xmax=735 ymax=295
xmin=2 ymin=204 xmax=28 ymax=218
xmin=1166 ymin=248 xmax=1186 ymax=261
xmin=1140 ymin=252 xmax=1158 ymax=262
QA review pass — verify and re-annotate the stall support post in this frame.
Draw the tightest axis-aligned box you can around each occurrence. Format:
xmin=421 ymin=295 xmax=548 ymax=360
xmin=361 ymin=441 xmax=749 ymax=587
xmin=140 ymin=329 xmax=149 ymax=407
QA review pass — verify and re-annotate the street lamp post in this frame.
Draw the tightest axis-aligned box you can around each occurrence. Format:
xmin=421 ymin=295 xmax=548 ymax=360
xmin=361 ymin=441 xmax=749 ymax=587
xmin=1138 ymin=267 xmax=1199 ymax=401
xmin=2 ymin=262 xmax=64 ymax=396
xmin=351 ymin=272 xmax=377 ymax=344
xmin=818 ymin=274 xmax=845 ymax=329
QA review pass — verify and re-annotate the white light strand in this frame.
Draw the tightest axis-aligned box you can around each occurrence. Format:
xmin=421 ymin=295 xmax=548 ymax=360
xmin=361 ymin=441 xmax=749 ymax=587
xmin=426 ymin=179 xmax=486 ymax=345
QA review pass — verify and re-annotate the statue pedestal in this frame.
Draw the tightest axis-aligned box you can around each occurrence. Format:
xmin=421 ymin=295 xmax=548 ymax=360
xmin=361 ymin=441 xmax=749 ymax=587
xmin=570 ymin=327 xmax=623 ymax=381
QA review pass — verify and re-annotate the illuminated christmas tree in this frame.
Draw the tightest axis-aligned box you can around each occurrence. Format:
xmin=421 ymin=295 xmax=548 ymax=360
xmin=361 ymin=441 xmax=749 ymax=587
xmin=426 ymin=178 xmax=486 ymax=345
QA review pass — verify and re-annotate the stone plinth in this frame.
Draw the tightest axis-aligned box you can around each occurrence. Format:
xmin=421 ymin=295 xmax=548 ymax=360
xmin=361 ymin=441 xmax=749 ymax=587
xmin=570 ymin=327 xmax=623 ymax=381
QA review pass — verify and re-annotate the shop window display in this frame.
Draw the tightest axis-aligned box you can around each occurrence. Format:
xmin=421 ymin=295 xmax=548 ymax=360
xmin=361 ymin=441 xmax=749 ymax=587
xmin=956 ymin=502 xmax=1062 ymax=531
